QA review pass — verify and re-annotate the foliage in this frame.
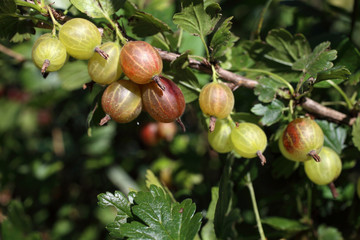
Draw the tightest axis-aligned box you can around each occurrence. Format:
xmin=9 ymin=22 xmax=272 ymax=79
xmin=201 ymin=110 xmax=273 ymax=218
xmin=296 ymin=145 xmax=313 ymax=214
xmin=1 ymin=0 xmax=360 ymax=240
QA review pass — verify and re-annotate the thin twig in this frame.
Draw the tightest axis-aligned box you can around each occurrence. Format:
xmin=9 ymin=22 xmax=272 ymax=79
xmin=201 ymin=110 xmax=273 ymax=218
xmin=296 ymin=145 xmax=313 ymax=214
xmin=0 ymin=43 xmax=26 ymax=62
xmin=157 ymin=48 xmax=357 ymax=126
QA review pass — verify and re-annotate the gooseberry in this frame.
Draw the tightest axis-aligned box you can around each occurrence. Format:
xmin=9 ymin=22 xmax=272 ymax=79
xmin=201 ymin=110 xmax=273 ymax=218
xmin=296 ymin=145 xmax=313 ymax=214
xmin=304 ymin=146 xmax=342 ymax=185
xmin=59 ymin=18 xmax=102 ymax=60
xmin=140 ymin=122 xmax=159 ymax=146
xmin=198 ymin=82 xmax=234 ymax=132
xmin=141 ymin=76 xmax=185 ymax=130
xmin=120 ymin=41 xmax=163 ymax=89
xmin=208 ymin=119 xmax=233 ymax=153
xmin=230 ymin=122 xmax=267 ymax=165
xmin=100 ymin=79 xmax=142 ymax=124
xmin=279 ymin=118 xmax=324 ymax=162
xmin=158 ymin=122 xmax=177 ymax=142
xmin=32 ymin=35 xmax=67 ymax=75
xmin=88 ymin=42 xmax=122 ymax=85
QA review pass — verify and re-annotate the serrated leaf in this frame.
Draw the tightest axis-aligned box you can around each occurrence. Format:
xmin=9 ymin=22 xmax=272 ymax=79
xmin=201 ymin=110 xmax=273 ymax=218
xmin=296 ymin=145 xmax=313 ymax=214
xmin=0 ymin=16 xmax=35 ymax=42
xmin=128 ymin=10 xmax=172 ymax=37
xmin=145 ymin=169 xmax=176 ymax=202
xmin=265 ymin=29 xmax=311 ymax=66
xmin=314 ymin=66 xmax=351 ymax=87
xmin=254 ymin=77 xmax=287 ymax=103
xmin=262 ymin=217 xmax=309 ymax=232
xmin=292 ymin=41 xmax=337 ymax=76
xmin=251 ymin=99 xmax=285 ymax=126
xmin=173 ymin=0 xmax=221 ymax=38
xmin=317 ymin=225 xmax=343 ymax=240
xmin=97 ymin=191 xmax=133 ymax=218
xmin=70 ymin=0 xmax=124 ymax=18
xmin=0 ymin=0 xmax=16 ymax=14
xmin=121 ymin=185 xmax=202 ymax=240
xmin=316 ymin=120 xmax=347 ymax=155
xmin=352 ymin=117 xmax=360 ymax=152
xmin=210 ymin=17 xmax=239 ymax=60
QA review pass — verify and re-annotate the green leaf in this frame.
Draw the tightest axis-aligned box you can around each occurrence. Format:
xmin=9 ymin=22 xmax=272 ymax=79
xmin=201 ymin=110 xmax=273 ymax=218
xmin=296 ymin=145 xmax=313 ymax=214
xmin=0 ymin=0 xmax=16 ymax=14
xmin=58 ymin=61 xmax=91 ymax=90
xmin=173 ymin=0 xmax=221 ymax=38
xmin=70 ymin=0 xmax=124 ymax=18
xmin=251 ymin=99 xmax=285 ymax=126
xmin=171 ymin=53 xmax=201 ymax=103
xmin=271 ymin=156 xmax=299 ymax=179
xmin=145 ymin=169 xmax=176 ymax=202
xmin=265 ymin=29 xmax=311 ymax=66
xmin=97 ymin=191 xmax=133 ymax=221
xmin=210 ymin=17 xmax=239 ymax=60
xmin=313 ymin=66 xmax=351 ymax=87
xmin=352 ymin=117 xmax=360 ymax=152
xmin=316 ymin=120 xmax=347 ymax=155
xmin=214 ymin=156 xmax=240 ymax=239
xmin=0 ymin=16 xmax=35 ymax=42
xmin=230 ymin=112 xmax=260 ymax=124
xmin=292 ymin=41 xmax=337 ymax=76
xmin=317 ymin=225 xmax=343 ymax=240
xmin=120 ymin=185 xmax=202 ymax=240
xmin=254 ymin=77 xmax=287 ymax=103
xmin=262 ymin=217 xmax=309 ymax=232
xmin=128 ymin=10 xmax=172 ymax=37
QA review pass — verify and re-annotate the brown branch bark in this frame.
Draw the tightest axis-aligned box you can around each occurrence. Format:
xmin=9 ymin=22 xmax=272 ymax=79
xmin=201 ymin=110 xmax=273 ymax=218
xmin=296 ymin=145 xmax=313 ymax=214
xmin=157 ymin=49 xmax=357 ymax=126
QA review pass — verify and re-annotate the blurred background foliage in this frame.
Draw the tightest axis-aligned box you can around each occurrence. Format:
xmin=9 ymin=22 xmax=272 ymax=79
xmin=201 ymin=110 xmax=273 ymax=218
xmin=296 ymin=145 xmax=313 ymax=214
xmin=1 ymin=0 xmax=360 ymax=239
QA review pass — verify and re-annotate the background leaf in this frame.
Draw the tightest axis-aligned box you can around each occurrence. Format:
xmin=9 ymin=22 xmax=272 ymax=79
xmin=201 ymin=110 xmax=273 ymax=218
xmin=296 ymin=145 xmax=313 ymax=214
xmin=292 ymin=41 xmax=337 ymax=76
xmin=0 ymin=0 xmax=16 ymax=14
xmin=251 ymin=99 xmax=285 ymax=126
xmin=352 ymin=117 xmax=360 ymax=152
xmin=317 ymin=225 xmax=343 ymax=240
xmin=70 ymin=0 xmax=124 ymax=18
xmin=210 ymin=17 xmax=239 ymax=60
xmin=173 ymin=0 xmax=221 ymax=38
xmin=128 ymin=10 xmax=172 ymax=37
xmin=262 ymin=217 xmax=309 ymax=232
xmin=316 ymin=120 xmax=347 ymax=154
xmin=254 ymin=77 xmax=287 ymax=103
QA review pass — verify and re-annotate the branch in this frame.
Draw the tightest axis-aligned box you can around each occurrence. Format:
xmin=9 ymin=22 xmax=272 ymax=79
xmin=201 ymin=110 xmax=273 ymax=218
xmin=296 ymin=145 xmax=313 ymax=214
xmin=157 ymin=49 xmax=356 ymax=126
xmin=0 ymin=43 xmax=26 ymax=62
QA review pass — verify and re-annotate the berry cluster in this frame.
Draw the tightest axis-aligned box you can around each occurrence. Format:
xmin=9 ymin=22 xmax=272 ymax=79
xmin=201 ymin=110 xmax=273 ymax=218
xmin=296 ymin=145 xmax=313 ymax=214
xmin=31 ymin=18 xmax=185 ymax=128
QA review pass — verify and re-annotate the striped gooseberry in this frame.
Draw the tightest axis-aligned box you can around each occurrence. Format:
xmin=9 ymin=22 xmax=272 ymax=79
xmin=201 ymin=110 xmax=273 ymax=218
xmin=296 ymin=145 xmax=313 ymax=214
xmin=32 ymin=34 xmax=67 ymax=75
xmin=198 ymin=82 xmax=234 ymax=132
xmin=304 ymin=146 xmax=342 ymax=198
xmin=100 ymin=79 xmax=142 ymax=124
xmin=230 ymin=122 xmax=267 ymax=165
xmin=208 ymin=119 xmax=233 ymax=154
xmin=88 ymin=42 xmax=122 ymax=85
xmin=120 ymin=41 xmax=163 ymax=89
xmin=59 ymin=18 xmax=104 ymax=60
xmin=141 ymin=76 xmax=185 ymax=130
xmin=279 ymin=118 xmax=324 ymax=162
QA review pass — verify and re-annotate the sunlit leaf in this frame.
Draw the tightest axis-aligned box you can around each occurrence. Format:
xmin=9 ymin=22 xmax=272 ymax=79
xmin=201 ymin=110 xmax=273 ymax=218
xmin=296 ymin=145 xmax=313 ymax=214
xmin=70 ymin=0 xmax=124 ymax=18
xmin=173 ymin=0 xmax=221 ymax=38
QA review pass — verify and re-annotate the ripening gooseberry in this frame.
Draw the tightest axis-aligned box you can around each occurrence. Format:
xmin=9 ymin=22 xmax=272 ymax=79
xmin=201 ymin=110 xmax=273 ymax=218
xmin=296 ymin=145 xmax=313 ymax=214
xmin=199 ymin=82 xmax=234 ymax=132
xmin=59 ymin=18 xmax=102 ymax=60
xmin=230 ymin=122 xmax=267 ymax=165
xmin=100 ymin=79 xmax=142 ymax=124
xmin=120 ymin=41 xmax=163 ymax=87
xmin=32 ymin=35 xmax=67 ymax=74
xmin=279 ymin=118 xmax=324 ymax=162
xmin=88 ymin=42 xmax=122 ymax=85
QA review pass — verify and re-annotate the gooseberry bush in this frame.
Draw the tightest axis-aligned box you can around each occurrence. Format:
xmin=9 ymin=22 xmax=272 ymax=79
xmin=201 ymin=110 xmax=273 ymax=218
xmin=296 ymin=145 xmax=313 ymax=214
xmin=1 ymin=0 xmax=360 ymax=239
